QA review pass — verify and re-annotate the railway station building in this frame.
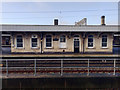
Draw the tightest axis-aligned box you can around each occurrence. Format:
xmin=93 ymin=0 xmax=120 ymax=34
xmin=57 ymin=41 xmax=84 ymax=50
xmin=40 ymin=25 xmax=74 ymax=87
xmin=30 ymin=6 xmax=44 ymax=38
xmin=0 ymin=16 xmax=120 ymax=79
xmin=1 ymin=16 xmax=119 ymax=54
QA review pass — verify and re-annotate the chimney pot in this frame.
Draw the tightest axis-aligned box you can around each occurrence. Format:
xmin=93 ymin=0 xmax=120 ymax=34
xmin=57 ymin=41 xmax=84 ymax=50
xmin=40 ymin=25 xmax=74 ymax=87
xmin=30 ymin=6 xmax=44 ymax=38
xmin=54 ymin=19 xmax=58 ymax=25
xmin=101 ymin=16 xmax=105 ymax=25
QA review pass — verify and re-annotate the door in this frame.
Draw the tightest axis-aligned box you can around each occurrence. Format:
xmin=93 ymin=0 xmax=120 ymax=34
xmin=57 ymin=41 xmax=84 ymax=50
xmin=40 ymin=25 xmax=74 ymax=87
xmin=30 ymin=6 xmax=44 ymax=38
xmin=74 ymin=36 xmax=80 ymax=53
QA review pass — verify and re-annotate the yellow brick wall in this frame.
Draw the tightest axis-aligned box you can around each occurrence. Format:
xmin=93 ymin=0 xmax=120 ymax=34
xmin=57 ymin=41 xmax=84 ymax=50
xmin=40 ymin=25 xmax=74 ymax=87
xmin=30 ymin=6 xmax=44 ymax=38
xmin=11 ymin=33 xmax=41 ymax=53
xmin=11 ymin=32 xmax=113 ymax=53
xmin=84 ymin=33 xmax=113 ymax=52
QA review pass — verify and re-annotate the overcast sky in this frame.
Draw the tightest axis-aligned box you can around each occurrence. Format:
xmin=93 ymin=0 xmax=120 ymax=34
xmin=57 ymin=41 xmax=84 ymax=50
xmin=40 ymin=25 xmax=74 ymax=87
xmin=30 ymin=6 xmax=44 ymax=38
xmin=1 ymin=2 xmax=118 ymax=25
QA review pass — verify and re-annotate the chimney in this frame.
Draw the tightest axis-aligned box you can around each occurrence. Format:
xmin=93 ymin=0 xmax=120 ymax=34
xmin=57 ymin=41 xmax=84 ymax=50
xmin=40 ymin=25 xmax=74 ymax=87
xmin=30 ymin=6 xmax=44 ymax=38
xmin=75 ymin=18 xmax=87 ymax=25
xmin=54 ymin=19 xmax=58 ymax=25
xmin=101 ymin=16 xmax=105 ymax=25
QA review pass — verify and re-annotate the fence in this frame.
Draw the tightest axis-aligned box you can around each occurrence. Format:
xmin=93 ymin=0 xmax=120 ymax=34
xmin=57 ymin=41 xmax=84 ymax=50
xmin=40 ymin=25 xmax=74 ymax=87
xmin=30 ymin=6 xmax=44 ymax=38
xmin=1 ymin=58 xmax=120 ymax=77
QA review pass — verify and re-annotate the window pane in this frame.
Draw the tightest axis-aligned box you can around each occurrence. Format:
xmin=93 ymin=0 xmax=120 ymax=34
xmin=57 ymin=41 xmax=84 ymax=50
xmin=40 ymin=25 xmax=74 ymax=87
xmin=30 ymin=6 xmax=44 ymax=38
xmin=5 ymin=38 xmax=10 ymax=45
xmin=102 ymin=43 xmax=107 ymax=47
xmin=32 ymin=36 xmax=37 ymax=47
xmin=88 ymin=42 xmax=93 ymax=47
xmin=17 ymin=36 xmax=22 ymax=39
xmin=46 ymin=35 xmax=52 ymax=47
xmin=32 ymin=42 xmax=37 ymax=47
xmin=46 ymin=38 xmax=51 ymax=42
xmin=46 ymin=43 xmax=51 ymax=47
xmin=74 ymin=41 xmax=79 ymax=47
xmin=17 ymin=35 xmax=23 ymax=47
xmin=60 ymin=35 xmax=66 ymax=42
xmin=88 ymin=38 xmax=93 ymax=42
xmin=102 ymin=38 xmax=107 ymax=42
xmin=17 ymin=39 xmax=22 ymax=42
xmin=17 ymin=44 xmax=23 ymax=47
xmin=60 ymin=38 xmax=65 ymax=42
xmin=102 ymin=35 xmax=107 ymax=47
xmin=88 ymin=35 xmax=93 ymax=47
xmin=32 ymin=38 xmax=37 ymax=42
xmin=46 ymin=35 xmax=51 ymax=37
xmin=88 ymin=35 xmax=93 ymax=38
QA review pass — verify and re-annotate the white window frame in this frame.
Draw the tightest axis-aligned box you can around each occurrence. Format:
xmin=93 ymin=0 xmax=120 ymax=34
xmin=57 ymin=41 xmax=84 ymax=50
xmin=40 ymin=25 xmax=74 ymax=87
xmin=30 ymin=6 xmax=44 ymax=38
xmin=73 ymin=35 xmax=81 ymax=52
xmin=59 ymin=35 xmax=67 ymax=48
xmin=16 ymin=35 xmax=24 ymax=48
xmin=101 ymin=35 xmax=108 ymax=48
xmin=45 ymin=34 xmax=53 ymax=48
xmin=31 ymin=35 xmax=38 ymax=48
xmin=87 ymin=35 xmax=94 ymax=48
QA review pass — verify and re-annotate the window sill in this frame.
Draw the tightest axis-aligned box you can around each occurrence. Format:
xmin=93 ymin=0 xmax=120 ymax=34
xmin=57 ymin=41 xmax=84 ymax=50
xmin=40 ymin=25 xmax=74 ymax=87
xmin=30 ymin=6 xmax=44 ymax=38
xmin=87 ymin=47 xmax=96 ymax=49
xmin=16 ymin=47 xmax=25 ymax=49
xmin=59 ymin=47 xmax=67 ymax=49
xmin=101 ymin=47 xmax=108 ymax=49
xmin=2 ymin=45 xmax=11 ymax=47
xmin=45 ymin=47 xmax=54 ymax=49
xmin=31 ymin=47 xmax=40 ymax=49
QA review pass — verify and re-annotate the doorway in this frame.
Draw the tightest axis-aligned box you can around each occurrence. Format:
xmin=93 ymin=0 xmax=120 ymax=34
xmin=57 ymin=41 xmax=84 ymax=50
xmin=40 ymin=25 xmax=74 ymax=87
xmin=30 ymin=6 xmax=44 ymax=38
xmin=74 ymin=35 xmax=80 ymax=53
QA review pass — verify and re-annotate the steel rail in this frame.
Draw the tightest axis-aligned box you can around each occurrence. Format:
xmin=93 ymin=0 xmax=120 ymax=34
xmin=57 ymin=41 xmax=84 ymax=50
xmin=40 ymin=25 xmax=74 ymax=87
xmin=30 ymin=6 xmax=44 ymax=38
xmin=0 ymin=58 xmax=120 ymax=61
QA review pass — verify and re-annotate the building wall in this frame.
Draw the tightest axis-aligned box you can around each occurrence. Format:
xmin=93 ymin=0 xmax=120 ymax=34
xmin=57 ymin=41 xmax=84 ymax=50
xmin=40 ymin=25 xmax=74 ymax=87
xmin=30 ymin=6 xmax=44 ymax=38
xmin=11 ymin=33 xmax=41 ymax=53
xmin=84 ymin=33 xmax=113 ymax=53
xmin=11 ymin=32 xmax=113 ymax=53
xmin=42 ymin=33 xmax=83 ymax=53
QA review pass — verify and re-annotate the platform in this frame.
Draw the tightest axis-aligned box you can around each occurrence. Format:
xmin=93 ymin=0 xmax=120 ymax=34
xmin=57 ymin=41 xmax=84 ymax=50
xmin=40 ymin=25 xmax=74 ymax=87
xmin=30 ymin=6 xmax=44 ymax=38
xmin=0 ymin=53 xmax=120 ymax=58
xmin=1 ymin=47 xmax=120 ymax=58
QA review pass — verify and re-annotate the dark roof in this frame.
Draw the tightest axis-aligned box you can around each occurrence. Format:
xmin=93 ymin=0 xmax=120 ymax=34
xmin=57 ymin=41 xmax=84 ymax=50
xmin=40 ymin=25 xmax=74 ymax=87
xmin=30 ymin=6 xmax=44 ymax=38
xmin=0 ymin=24 xmax=119 ymax=32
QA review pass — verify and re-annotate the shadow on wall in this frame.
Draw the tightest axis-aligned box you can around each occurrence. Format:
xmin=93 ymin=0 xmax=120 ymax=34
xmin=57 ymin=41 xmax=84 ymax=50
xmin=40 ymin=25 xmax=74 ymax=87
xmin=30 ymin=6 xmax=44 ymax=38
xmin=1 ymin=47 xmax=120 ymax=54
xmin=2 ymin=47 xmax=11 ymax=54
xmin=113 ymin=47 xmax=120 ymax=54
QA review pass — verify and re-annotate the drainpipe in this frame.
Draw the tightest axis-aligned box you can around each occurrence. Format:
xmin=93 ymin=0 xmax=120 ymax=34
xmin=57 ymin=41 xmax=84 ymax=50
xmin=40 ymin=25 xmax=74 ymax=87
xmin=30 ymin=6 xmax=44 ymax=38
xmin=83 ymin=38 xmax=85 ymax=53
xmin=41 ymin=40 xmax=42 ymax=54
xmin=83 ymin=33 xmax=85 ymax=54
xmin=41 ymin=33 xmax=43 ymax=54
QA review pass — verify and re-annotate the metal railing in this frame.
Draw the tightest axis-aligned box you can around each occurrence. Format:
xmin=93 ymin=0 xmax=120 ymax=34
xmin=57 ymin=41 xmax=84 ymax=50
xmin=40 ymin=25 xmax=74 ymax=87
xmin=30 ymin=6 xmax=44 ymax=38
xmin=0 ymin=58 xmax=120 ymax=77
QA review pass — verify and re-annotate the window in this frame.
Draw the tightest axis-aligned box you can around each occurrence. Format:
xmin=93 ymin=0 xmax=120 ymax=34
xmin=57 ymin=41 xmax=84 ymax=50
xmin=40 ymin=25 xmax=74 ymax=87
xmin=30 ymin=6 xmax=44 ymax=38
xmin=88 ymin=35 xmax=93 ymax=47
xmin=74 ymin=35 xmax=80 ymax=48
xmin=31 ymin=35 xmax=38 ymax=48
xmin=16 ymin=35 xmax=23 ymax=48
xmin=60 ymin=35 xmax=66 ymax=48
xmin=46 ymin=35 xmax=52 ymax=48
xmin=60 ymin=35 xmax=66 ymax=42
xmin=74 ymin=35 xmax=79 ymax=41
xmin=5 ymin=37 xmax=10 ymax=45
xmin=102 ymin=35 xmax=107 ymax=47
